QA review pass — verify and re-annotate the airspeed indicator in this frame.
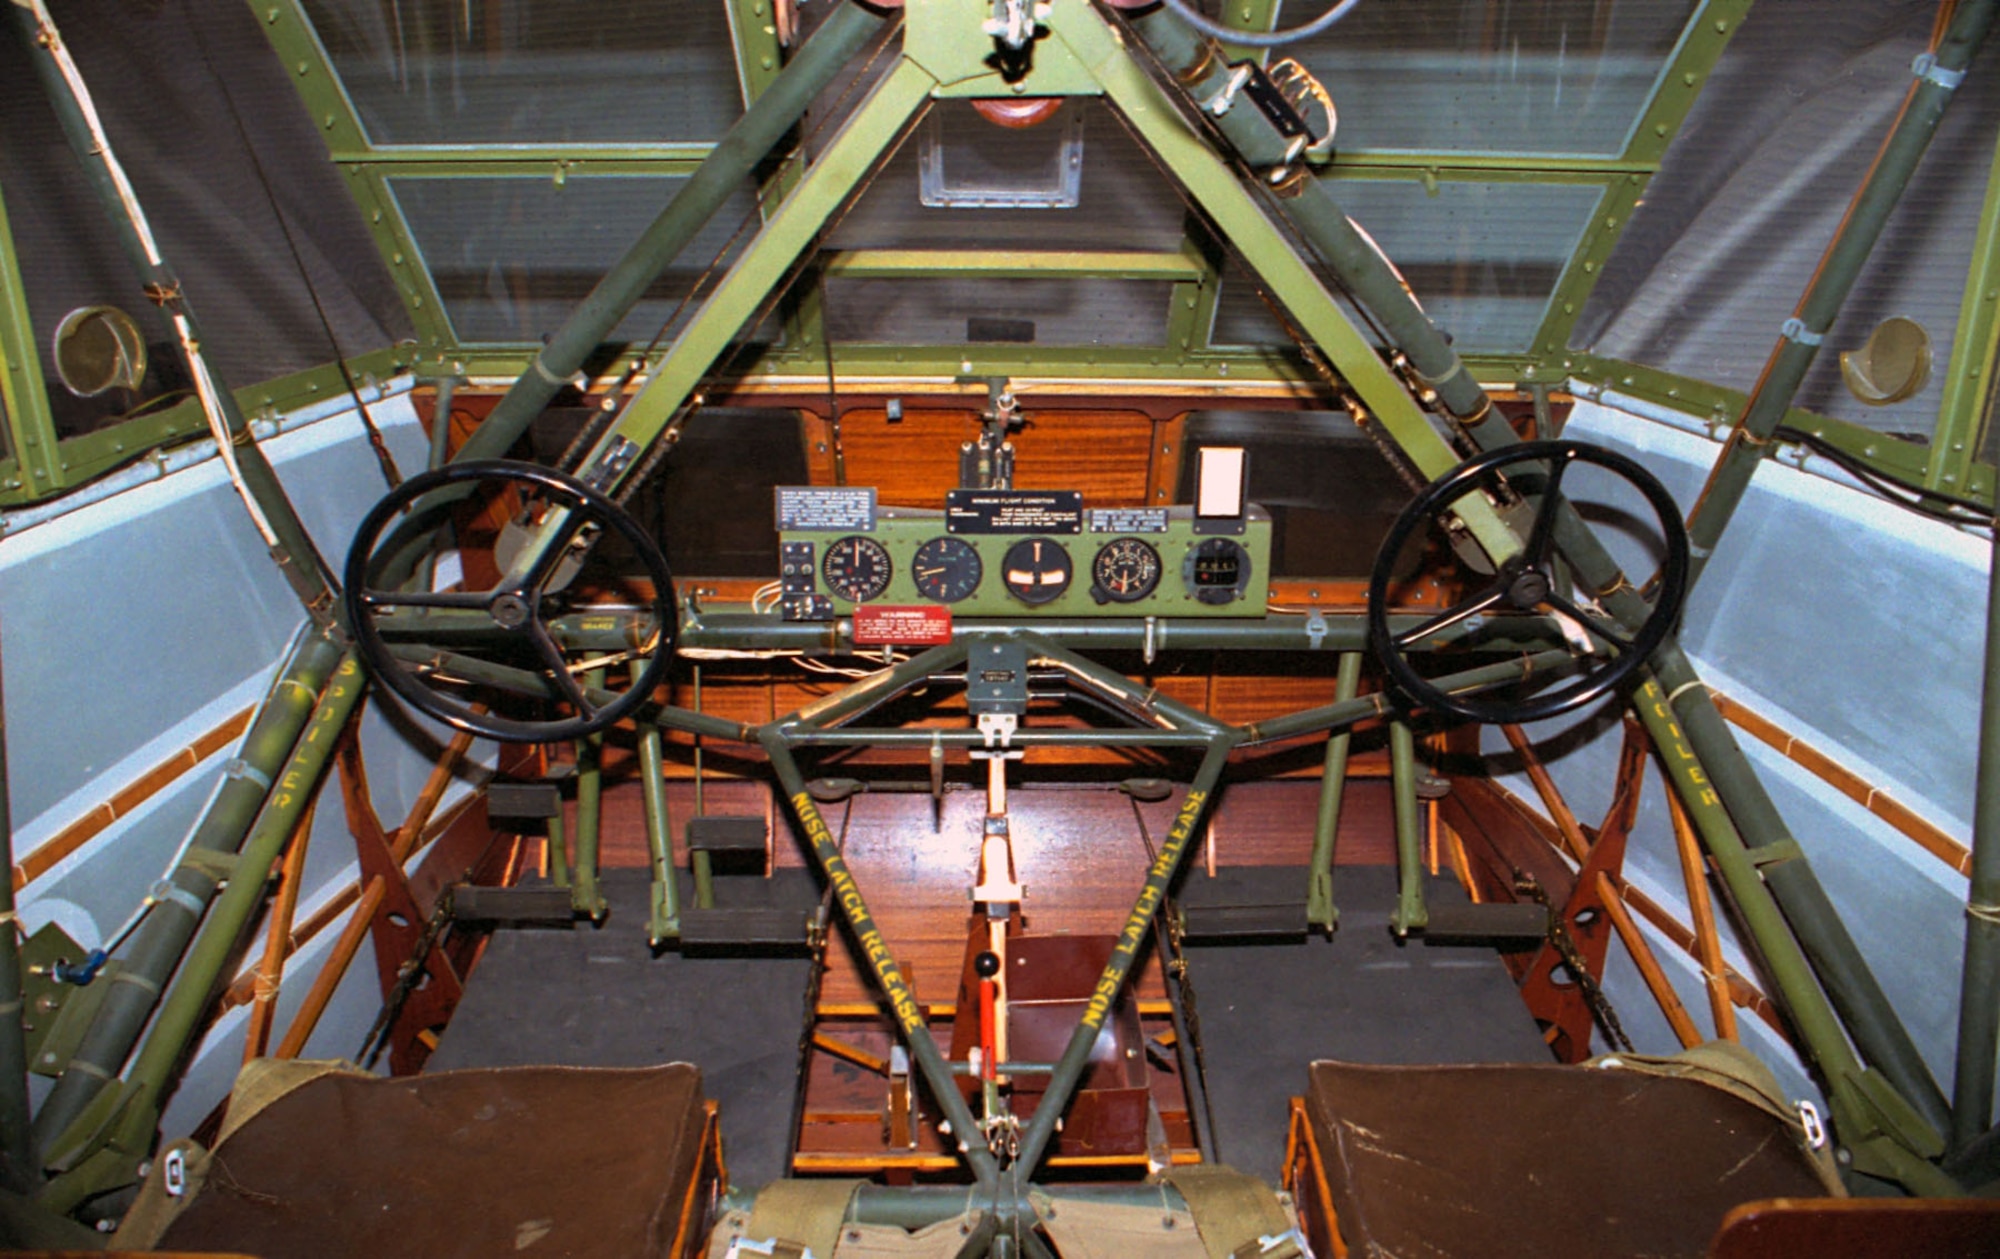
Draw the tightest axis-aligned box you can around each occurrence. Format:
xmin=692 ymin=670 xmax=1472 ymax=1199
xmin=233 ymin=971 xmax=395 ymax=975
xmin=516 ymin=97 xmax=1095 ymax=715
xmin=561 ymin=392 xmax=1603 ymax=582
xmin=1090 ymin=538 xmax=1162 ymax=603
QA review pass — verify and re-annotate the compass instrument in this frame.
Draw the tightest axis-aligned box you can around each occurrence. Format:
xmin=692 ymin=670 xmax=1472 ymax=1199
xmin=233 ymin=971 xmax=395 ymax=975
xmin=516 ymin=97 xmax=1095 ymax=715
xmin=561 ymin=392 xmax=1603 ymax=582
xmin=1001 ymin=536 xmax=1073 ymax=605
xmin=1090 ymin=538 xmax=1162 ymax=604
xmin=911 ymin=536 xmax=983 ymax=603
xmin=822 ymin=535 xmax=894 ymax=603
xmin=1184 ymin=537 xmax=1252 ymax=605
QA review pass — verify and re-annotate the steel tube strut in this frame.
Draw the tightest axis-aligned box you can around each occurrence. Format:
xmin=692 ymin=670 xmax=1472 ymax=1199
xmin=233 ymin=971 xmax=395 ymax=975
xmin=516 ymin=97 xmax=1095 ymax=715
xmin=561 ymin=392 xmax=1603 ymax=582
xmin=1954 ymin=509 xmax=2000 ymax=1151
xmin=0 ymin=615 xmax=33 ymax=1192
xmin=9 ymin=2 xmax=335 ymax=617
xmin=1307 ymin=652 xmax=1363 ymax=930
xmin=678 ymin=610 xmax=1560 ymax=656
xmin=30 ymin=631 xmax=345 ymax=1155
xmin=1121 ymin=6 xmax=1510 ymax=440
xmin=1014 ymin=739 xmax=1234 ymax=1175
xmin=759 ymin=734 xmax=1000 ymax=1189
xmin=41 ymin=653 xmax=370 ymax=1211
xmin=451 ymin=2 xmax=891 ymax=467
xmin=1388 ymin=720 xmax=1428 ymax=935
xmin=1683 ymin=0 xmax=1995 ymax=585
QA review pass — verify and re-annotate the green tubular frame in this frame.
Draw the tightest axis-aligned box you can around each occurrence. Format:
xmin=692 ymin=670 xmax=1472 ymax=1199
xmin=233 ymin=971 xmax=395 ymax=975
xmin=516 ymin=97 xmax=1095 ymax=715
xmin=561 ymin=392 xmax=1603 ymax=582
xmin=1388 ymin=720 xmax=1427 ymax=936
xmin=40 ymin=649 xmax=368 ymax=1214
xmin=1955 ymin=495 xmax=2000 ymax=1152
xmin=30 ymin=631 xmax=345 ymax=1160
xmin=1306 ymin=652 xmax=1361 ymax=931
xmin=1680 ymin=0 xmax=1996 ymax=582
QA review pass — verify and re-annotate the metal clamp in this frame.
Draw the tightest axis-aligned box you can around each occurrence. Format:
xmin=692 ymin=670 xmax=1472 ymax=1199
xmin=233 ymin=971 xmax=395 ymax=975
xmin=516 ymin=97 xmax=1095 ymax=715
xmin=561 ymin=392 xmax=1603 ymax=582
xmin=1912 ymin=52 xmax=1966 ymax=91
xmin=1203 ymin=64 xmax=1254 ymax=118
xmin=1779 ymin=317 xmax=1824 ymax=348
xmin=221 ymin=756 xmax=272 ymax=791
xmin=1797 ymin=1099 xmax=1827 ymax=1149
xmin=1304 ymin=609 xmax=1328 ymax=650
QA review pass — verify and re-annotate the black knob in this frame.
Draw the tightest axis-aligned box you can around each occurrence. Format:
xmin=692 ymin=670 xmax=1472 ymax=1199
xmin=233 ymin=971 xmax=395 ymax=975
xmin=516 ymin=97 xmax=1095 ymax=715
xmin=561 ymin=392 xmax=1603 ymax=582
xmin=974 ymin=950 xmax=1001 ymax=979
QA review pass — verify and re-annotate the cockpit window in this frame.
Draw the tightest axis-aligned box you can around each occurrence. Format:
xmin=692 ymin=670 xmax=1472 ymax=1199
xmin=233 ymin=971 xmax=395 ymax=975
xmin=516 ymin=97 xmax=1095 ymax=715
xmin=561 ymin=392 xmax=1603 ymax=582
xmin=298 ymin=0 xmax=745 ymax=146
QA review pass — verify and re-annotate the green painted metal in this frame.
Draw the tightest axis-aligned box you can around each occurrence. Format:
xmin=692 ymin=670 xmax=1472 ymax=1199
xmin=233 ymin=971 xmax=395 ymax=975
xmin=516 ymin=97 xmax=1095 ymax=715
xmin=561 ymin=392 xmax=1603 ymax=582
xmin=252 ymin=2 xmax=456 ymax=356
xmin=0 ymin=612 xmax=32 ymax=1192
xmin=1656 ymin=646 xmax=1953 ymax=1142
xmin=1566 ymin=353 xmax=1994 ymax=503
xmin=1014 ymin=739 xmax=1234 ymax=1174
xmin=1953 ymin=490 xmax=2000 ymax=1152
xmin=1387 ymin=719 xmax=1427 ymax=935
xmin=759 ymin=732 xmax=1001 ymax=1188
xmin=635 ymin=663 xmax=679 ymax=944
xmin=0 ymin=179 xmax=58 ymax=496
xmin=675 ymin=608 xmax=1558 ymax=656
xmin=823 ymin=248 xmax=1205 ymax=282
xmin=567 ymin=57 xmax=937 ymax=491
xmin=47 ymin=651 xmax=367 ymax=1210
xmin=1630 ymin=675 xmax=1954 ymax=1192
xmin=30 ymin=631 xmax=344 ymax=1166
xmin=726 ymin=0 xmax=789 ymax=104
xmin=1617 ymin=0 xmax=1754 ymax=167
xmin=1306 ymin=651 xmax=1361 ymax=931
xmin=573 ymin=668 xmax=608 ymax=920
xmin=1682 ymin=0 xmax=1996 ymax=586
xmin=325 ymin=147 xmax=714 ymax=170
xmin=1524 ymin=177 xmax=1650 ymax=381
xmin=545 ymin=786 xmax=571 ymax=890
xmin=1067 ymin=1 xmax=1520 ymax=560
xmin=12 ymin=1 xmax=336 ymax=615
xmin=1930 ymin=118 xmax=2000 ymax=494
xmin=446 ymin=2 xmax=891 ymax=469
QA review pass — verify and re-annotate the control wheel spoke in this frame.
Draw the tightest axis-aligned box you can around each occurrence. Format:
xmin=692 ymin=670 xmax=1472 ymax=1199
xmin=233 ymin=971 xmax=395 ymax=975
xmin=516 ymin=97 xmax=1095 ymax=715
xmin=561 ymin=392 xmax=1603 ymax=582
xmin=357 ymin=589 xmax=492 ymax=611
xmin=528 ymin=621 xmax=598 ymax=718
xmin=1520 ymin=444 xmax=1577 ymax=569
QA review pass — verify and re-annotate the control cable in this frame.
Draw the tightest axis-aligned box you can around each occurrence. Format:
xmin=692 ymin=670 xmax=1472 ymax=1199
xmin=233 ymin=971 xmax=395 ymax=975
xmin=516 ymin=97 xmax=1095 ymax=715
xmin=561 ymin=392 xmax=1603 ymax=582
xmin=1156 ymin=0 xmax=1363 ymax=48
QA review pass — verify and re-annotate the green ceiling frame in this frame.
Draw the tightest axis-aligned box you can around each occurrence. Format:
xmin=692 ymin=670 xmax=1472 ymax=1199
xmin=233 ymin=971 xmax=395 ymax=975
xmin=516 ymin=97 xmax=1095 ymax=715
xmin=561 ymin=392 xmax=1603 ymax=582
xmin=230 ymin=0 xmax=2000 ymax=514
xmin=0 ymin=176 xmax=56 ymax=494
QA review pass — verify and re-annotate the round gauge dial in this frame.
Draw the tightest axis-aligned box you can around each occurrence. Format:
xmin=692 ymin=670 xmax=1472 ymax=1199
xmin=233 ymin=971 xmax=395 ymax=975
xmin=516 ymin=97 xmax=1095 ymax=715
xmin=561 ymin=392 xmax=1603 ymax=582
xmin=1183 ymin=537 xmax=1251 ymax=605
xmin=911 ymin=536 xmax=983 ymax=603
xmin=1091 ymin=538 xmax=1162 ymax=604
xmin=821 ymin=535 xmax=893 ymax=603
xmin=1001 ymin=536 xmax=1072 ymax=606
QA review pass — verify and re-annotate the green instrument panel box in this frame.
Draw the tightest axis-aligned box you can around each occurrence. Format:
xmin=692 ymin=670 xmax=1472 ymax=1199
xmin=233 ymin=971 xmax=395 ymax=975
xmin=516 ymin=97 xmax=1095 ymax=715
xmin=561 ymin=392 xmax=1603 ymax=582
xmin=779 ymin=501 xmax=1271 ymax=618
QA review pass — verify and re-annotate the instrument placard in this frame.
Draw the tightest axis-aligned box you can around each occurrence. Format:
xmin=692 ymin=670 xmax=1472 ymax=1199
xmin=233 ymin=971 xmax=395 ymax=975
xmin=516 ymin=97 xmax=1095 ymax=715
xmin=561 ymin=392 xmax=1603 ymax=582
xmin=776 ymin=486 xmax=876 ymax=532
xmin=946 ymin=490 xmax=1083 ymax=535
xmin=853 ymin=605 xmax=955 ymax=645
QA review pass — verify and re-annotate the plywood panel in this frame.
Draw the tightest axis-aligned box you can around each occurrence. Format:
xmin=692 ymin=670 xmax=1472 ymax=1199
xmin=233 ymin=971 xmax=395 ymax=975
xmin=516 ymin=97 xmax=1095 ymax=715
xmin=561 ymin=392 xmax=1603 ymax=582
xmin=805 ymin=409 xmax=1158 ymax=506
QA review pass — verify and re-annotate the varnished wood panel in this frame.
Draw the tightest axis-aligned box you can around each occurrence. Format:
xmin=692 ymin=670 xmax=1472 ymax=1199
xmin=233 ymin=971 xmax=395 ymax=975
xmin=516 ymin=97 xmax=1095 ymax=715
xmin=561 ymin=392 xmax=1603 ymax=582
xmin=805 ymin=409 xmax=1157 ymax=506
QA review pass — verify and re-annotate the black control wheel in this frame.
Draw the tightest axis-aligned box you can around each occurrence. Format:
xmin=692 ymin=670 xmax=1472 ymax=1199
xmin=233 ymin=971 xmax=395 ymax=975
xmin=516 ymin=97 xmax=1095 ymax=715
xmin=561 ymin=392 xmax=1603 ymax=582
xmin=343 ymin=460 xmax=676 ymax=742
xmin=1366 ymin=440 xmax=1689 ymax=725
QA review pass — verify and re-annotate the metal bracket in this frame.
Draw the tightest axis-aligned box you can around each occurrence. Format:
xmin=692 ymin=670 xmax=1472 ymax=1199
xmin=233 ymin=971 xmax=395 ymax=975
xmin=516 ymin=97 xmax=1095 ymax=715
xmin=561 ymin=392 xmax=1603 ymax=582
xmin=579 ymin=436 xmax=640 ymax=494
xmin=1304 ymin=609 xmax=1328 ymax=650
xmin=976 ymin=711 xmax=1018 ymax=749
xmin=1912 ymin=52 xmax=1966 ymax=91
xmin=1779 ymin=317 xmax=1825 ymax=348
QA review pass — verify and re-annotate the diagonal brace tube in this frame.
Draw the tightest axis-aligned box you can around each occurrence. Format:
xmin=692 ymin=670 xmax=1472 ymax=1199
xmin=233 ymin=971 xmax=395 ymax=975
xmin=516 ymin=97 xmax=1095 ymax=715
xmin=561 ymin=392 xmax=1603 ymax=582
xmin=1013 ymin=738 xmax=1235 ymax=1174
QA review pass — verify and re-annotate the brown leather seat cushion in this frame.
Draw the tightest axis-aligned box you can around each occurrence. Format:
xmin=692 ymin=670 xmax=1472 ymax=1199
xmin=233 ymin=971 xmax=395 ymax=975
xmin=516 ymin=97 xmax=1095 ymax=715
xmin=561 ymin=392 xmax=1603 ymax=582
xmin=161 ymin=1064 xmax=706 ymax=1259
xmin=1305 ymin=1060 xmax=1831 ymax=1259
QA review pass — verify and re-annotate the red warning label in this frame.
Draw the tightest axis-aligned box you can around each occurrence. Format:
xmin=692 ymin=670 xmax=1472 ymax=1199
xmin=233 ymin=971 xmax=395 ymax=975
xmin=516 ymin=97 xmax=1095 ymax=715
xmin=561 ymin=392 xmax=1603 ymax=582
xmin=852 ymin=605 xmax=953 ymax=646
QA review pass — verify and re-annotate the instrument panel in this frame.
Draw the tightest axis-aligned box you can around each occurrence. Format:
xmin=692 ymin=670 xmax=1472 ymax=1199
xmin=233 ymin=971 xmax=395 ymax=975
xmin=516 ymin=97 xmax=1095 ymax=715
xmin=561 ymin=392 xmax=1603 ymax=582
xmin=779 ymin=501 xmax=1271 ymax=618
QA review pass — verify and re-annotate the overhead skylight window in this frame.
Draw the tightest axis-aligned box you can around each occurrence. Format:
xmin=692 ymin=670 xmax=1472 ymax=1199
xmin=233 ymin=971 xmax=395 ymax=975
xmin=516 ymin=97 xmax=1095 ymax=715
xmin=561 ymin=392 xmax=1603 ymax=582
xmin=1291 ymin=0 xmax=1699 ymax=157
xmin=299 ymin=0 xmax=745 ymax=145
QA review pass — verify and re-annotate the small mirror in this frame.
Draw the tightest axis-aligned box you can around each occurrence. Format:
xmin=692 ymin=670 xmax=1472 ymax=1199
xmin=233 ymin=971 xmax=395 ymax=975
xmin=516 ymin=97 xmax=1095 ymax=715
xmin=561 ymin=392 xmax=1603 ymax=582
xmin=52 ymin=305 xmax=148 ymax=397
xmin=1840 ymin=315 xmax=1931 ymax=406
